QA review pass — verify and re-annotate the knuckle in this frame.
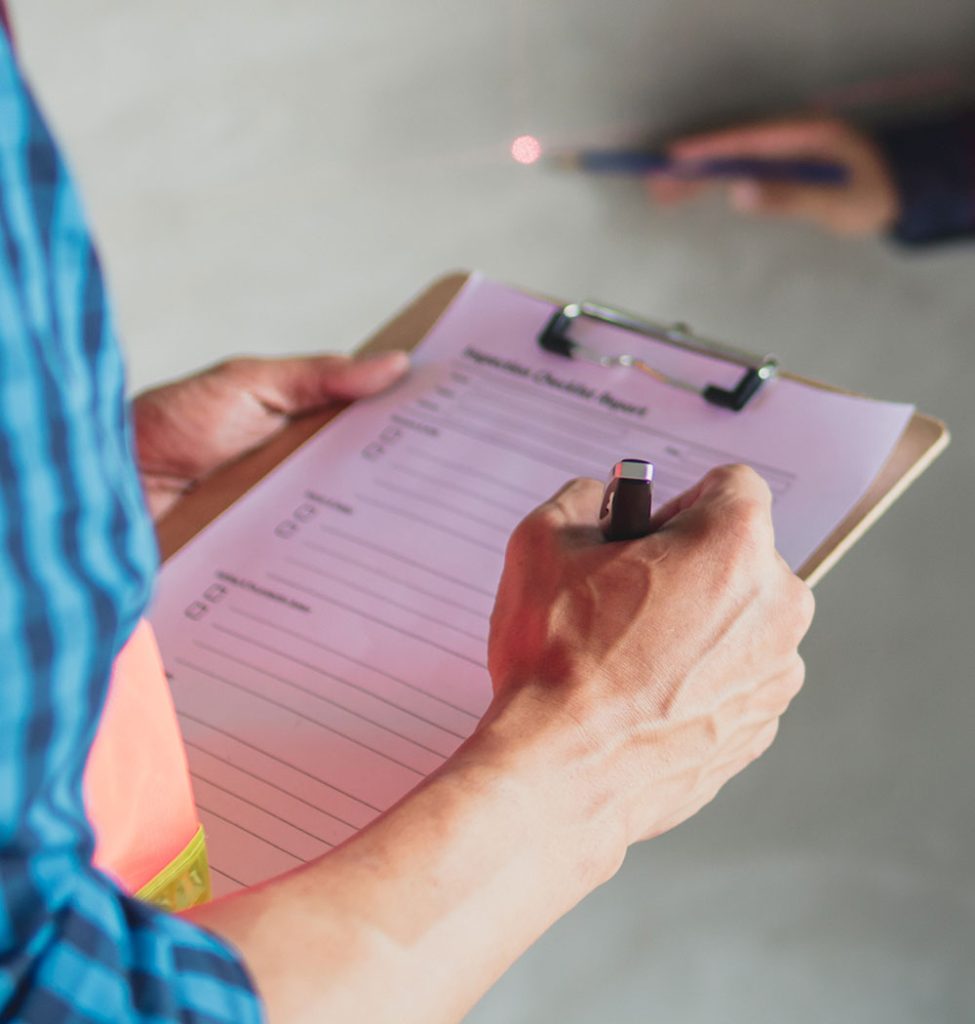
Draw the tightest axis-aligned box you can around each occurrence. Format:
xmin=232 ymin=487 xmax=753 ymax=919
xmin=728 ymin=494 xmax=769 ymax=529
xmin=511 ymin=507 xmax=552 ymax=549
xmin=774 ymin=570 xmax=816 ymax=638
xmin=793 ymin=577 xmax=816 ymax=631
xmin=544 ymin=477 xmax=601 ymax=524
xmin=791 ymin=655 xmax=807 ymax=696
xmin=722 ymin=496 xmax=771 ymax=555
xmin=781 ymin=655 xmax=807 ymax=703
xmin=563 ymin=475 xmax=603 ymax=501
xmin=713 ymin=463 xmax=768 ymax=493
xmin=707 ymin=463 xmax=757 ymax=489
xmin=753 ymin=719 xmax=780 ymax=759
xmin=710 ymin=467 xmax=773 ymax=529
xmin=511 ymin=496 xmax=570 ymax=553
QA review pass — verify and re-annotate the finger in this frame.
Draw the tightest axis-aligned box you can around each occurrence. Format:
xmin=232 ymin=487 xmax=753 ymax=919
xmin=543 ymin=477 xmax=604 ymax=526
xmin=505 ymin=477 xmax=603 ymax=563
xmin=670 ymin=117 xmax=847 ymax=160
xmin=728 ymin=180 xmax=850 ymax=229
xmin=647 ymin=476 xmax=711 ymax=532
xmin=223 ymin=350 xmax=411 ymax=415
xmin=650 ymin=464 xmax=773 ymax=535
xmin=646 ymin=176 xmax=710 ymax=206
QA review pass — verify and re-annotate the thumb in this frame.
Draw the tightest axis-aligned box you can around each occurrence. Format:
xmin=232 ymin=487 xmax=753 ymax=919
xmin=301 ymin=350 xmax=412 ymax=405
xmin=228 ymin=350 xmax=411 ymax=416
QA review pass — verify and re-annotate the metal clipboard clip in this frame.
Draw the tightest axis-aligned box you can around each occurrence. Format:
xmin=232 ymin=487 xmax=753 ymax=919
xmin=538 ymin=302 xmax=779 ymax=412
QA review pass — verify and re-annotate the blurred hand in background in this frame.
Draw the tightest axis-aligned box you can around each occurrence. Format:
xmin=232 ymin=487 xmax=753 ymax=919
xmin=649 ymin=116 xmax=901 ymax=237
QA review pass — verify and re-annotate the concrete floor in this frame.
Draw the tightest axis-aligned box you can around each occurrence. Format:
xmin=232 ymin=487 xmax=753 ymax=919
xmin=12 ymin=2 xmax=975 ymax=1020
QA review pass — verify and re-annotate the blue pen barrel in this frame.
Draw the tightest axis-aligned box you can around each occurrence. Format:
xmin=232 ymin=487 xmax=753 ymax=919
xmin=579 ymin=151 xmax=672 ymax=174
xmin=699 ymin=157 xmax=850 ymax=185
xmin=576 ymin=150 xmax=849 ymax=185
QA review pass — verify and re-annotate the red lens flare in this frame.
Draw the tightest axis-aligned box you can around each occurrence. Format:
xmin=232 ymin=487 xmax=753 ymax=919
xmin=510 ymin=135 xmax=543 ymax=165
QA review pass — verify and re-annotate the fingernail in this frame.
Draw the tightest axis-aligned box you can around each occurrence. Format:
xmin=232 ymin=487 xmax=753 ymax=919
xmin=730 ymin=181 xmax=762 ymax=212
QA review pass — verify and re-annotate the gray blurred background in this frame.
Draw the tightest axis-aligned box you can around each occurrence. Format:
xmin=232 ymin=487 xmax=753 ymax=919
xmin=13 ymin=2 xmax=975 ymax=1020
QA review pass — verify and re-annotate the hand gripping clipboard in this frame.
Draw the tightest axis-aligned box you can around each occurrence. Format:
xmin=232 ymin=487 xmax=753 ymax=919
xmin=157 ymin=273 xmax=949 ymax=586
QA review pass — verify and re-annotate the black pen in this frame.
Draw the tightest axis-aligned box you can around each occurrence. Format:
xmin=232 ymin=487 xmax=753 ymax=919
xmin=600 ymin=460 xmax=654 ymax=541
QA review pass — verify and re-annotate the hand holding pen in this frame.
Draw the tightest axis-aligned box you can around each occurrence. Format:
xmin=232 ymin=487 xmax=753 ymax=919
xmin=488 ymin=465 xmax=814 ymax=845
xmin=646 ymin=116 xmax=900 ymax=237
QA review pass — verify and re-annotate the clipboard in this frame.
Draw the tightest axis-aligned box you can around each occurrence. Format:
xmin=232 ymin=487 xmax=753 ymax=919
xmin=157 ymin=272 xmax=949 ymax=587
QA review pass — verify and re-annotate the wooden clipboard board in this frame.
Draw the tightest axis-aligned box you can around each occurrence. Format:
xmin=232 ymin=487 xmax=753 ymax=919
xmin=157 ymin=273 xmax=949 ymax=587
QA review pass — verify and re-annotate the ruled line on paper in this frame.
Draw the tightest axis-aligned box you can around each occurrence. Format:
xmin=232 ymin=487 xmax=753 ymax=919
xmin=403 ymin=447 xmax=545 ymax=501
xmin=301 ymin=539 xmax=493 ymax=618
xmin=352 ymin=495 xmax=506 ymax=558
xmin=373 ymin=477 xmax=517 ymax=534
xmin=412 ymin=400 xmax=622 ymax=468
xmin=177 ymin=710 xmax=385 ymax=813
xmin=220 ymin=610 xmax=482 ymax=720
xmin=317 ymin=525 xmax=497 ymax=598
xmin=192 ymin=639 xmax=458 ymax=756
xmin=177 ymin=658 xmax=431 ymax=777
xmin=396 ymin=409 xmax=606 ymax=478
xmin=195 ymin=805 xmax=308 ymax=865
xmin=453 ymin=357 xmax=798 ymax=487
xmin=209 ymin=622 xmax=476 ymax=732
xmin=265 ymin=572 xmax=488 ymax=667
xmin=280 ymin=556 xmax=490 ymax=638
xmin=385 ymin=463 xmax=525 ymax=517
xmin=410 ymin=395 xmax=792 ymax=501
xmin=194 ymin=774 xmax=338 ymax=849
xmin=208 ymin=868 xmax=247 ymax=892
xmin=452 ymin=360 xmax=632 ymax=429
xmin=184 ymin=740 xmax=363 ymax=832
xmin=460 ymin=388 xmax=627 ymax=444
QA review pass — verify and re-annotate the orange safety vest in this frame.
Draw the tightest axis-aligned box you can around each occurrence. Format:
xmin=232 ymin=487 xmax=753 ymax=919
xmin=83 ymin=620 xmax=212 ymax=911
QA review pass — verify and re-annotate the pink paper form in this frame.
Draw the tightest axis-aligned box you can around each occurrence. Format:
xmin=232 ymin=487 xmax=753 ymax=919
xmin=150 ymin=275 xmax=914 ymax=893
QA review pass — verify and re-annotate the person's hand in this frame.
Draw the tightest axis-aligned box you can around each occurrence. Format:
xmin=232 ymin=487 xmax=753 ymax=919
xmin=487 ymin=465 xmax=814 ymax=848
xmin=132 ymin=350 xmax=409 ymax=519
xmin=649 ymin=116 xmax=900 ymax=237
xmin=188 ymin=464 xmax=810 ymax=1023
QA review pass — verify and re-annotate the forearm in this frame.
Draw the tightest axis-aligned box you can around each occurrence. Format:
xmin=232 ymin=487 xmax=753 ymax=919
xmin=186 ymin=690 xmax=625 ymax=1024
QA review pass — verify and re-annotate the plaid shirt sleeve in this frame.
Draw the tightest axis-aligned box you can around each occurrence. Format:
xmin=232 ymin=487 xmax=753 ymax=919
xmin=0 ymin=30 xmax=265 ymax=1024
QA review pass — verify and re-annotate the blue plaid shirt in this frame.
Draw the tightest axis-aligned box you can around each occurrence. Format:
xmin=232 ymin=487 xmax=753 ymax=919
xmin=0 ymin=29 xmax=263 ymax=1024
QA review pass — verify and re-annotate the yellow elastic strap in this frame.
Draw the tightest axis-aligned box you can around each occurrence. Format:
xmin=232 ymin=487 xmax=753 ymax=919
xmin=135 ymin=825 xmax=212 ymax=912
